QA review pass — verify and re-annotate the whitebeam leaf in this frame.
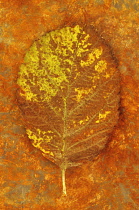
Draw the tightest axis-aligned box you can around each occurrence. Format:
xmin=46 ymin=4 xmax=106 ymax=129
xmin=17 ymin=25 xmax=120 ymax=195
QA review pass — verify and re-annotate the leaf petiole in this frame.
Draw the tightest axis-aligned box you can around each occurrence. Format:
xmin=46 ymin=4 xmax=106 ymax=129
xmin=61 ymin=168 xmax=67 ymax=196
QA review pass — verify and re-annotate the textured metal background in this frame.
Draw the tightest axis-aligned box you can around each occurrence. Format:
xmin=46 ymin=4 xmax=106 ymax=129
xmin=1 ymin=0 xmax=139 ymax=209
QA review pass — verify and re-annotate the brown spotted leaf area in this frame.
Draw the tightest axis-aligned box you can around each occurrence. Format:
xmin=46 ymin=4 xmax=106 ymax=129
xmin=17 ymin=25 xmax=120 ymax=195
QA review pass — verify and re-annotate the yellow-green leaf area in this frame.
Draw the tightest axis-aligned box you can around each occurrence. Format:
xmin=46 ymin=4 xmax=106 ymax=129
xmin=24 ymin=42 xmax=39 ymax=63
xmin=26 ymin=128 xmax=54 ymax=156
xmin=80 ymin=48 xmax=103 ymax=67
xmin=95 ymin=111 xmax=111 ymax=123
xmin=79 ymin=116 xmax=89 ymax=125
xmin=93 ymin=48 xmax=103 ymax=59
xmin=17 ymin=25 xmax=108 ymax=103
xmin=95 ymin=60 xmax=107 ymax=73
xmin=75 ymin=88 xmax=92 ymax=102
xmin=18 ymin=25 xmax=91 ymax=102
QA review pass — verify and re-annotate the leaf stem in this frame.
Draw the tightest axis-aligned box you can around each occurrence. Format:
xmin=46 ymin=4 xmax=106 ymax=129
xmin=62 ymin=168 xmax=67 ymax=196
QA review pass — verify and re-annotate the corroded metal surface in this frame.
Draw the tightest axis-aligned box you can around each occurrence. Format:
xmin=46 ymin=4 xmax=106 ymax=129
xmin=1 ymin=0 xmax=139 ymax=209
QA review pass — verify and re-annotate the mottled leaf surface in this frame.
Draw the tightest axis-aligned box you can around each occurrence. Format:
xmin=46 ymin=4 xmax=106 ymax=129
xmin=17 ymin=25 xmax=120 ymax=194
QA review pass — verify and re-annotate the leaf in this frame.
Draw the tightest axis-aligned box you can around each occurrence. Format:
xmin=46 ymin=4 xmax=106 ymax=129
xmin=17 ymin=25 xmax=120 ymax=195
